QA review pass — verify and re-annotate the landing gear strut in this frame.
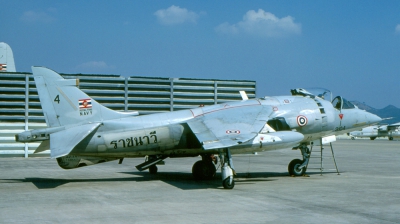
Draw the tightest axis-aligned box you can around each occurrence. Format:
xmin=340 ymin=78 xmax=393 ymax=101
xmin=192 ymin=154 xmax=217 ymax=180
xmin=219 ymin=148 xmax=235 ymax=189
xmin=288 ymin=144 xmax=310 ymax=176
xmin=192 ymin=150 xmax=236 ymax=189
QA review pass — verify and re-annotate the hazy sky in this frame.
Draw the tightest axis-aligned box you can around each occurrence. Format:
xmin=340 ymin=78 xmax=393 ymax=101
xmin=2 ymin=1 xmax=400 ymax=109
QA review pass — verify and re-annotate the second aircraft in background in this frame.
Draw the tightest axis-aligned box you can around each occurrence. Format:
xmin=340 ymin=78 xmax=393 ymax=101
xmin=349 ymin=123 xmax=400 ymax=140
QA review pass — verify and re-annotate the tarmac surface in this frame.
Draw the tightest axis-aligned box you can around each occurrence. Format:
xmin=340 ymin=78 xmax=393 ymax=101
xmin=0 ymin=139 xmax=399 ymax=223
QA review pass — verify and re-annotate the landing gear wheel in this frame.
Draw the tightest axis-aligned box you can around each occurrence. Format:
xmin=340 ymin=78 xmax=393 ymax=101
xmin=192 ymin=160 xmax=216 ymax=180
xmin=222 ymin=178 xmax=235 ymax=189
xmin=288 ymin=159 xmax=306 ymax=176
xmin=370 ymin=137 xmax=376 ymax=140
xmin=149 ymin=165 xmax=158 ymax=174
xmin=389 ymin=137 xmax=393 ymax=141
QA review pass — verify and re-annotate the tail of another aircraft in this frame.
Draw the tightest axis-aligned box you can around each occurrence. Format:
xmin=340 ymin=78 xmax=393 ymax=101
xmin=0 ymin=42 xmax=16 ymax=72
xmin=32 ymin=66 xmax=138 ymax=127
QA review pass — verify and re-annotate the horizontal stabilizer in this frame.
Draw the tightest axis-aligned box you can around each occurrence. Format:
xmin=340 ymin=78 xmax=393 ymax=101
xmin=50 ymin=123 xmax=101 ymax=158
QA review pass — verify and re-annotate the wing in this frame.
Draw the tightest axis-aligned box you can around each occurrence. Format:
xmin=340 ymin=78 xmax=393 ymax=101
xmin=187 ymin=103 xmax=272 ymax=150
xmin=50 ymin=123 xmax=101 ymax=158
xmin=387 ymin=123 xmax=400 ymax=131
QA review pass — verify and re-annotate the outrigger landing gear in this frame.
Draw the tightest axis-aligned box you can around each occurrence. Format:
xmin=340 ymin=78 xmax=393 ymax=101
xmin=135 ymin=155 xmax=167 ymax=174
xmin=219 ymin=148 xmax=235 ymax=189
xmin=288 ymin=143 xmax=310 ymax=176
xmin=148 ymin=164 xmax=158 ymax=174
xmin=192 ymin=154 xmax=217 ymax=180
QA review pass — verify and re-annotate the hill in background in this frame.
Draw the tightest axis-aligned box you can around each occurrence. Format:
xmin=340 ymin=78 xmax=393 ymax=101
xmin=351 ymin=101 xmax=400 ymax=124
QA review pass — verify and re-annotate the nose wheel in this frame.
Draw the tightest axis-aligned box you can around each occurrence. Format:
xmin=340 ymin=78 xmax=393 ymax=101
xmin=289 ymin=144 xmax=310 ymax=176
xmin=288 ymin=159 xmax=306 ymax=176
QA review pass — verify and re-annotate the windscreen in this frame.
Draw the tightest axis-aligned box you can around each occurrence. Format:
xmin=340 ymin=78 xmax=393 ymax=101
xmin=332 ymin=96 xmax=356 ymax=110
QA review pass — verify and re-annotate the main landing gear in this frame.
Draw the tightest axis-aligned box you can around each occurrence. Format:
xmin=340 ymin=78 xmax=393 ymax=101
xmin=288 ymin=144 xmax=310 ymax=176
xmin=192 ymin=154 xmax=217 ymax=180
xmin=191 ymin=149 xmax=236 ymax=189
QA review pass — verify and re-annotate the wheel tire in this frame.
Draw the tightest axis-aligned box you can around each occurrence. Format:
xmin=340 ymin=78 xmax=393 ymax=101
xmin=222 ymin=178 xmax=235 ymax=189
xmin=370 ymin=137 xmax=376 ymax=140
xmin=149 ymin=165 xmax=158 ymax=174
xmin=389 ymin=137 xmax=393 ymax=141
xmin=351 ymin=137 xmax=355 ymax=140
xmin=288 ymin=159 xmax=306 ymax=176
xmin=192 ymin=160 xmax=216 ymax=180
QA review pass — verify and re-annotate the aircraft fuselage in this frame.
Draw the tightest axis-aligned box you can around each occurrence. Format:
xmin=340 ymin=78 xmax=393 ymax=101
xmin=71 ymin=96 xmax=378 ymax=158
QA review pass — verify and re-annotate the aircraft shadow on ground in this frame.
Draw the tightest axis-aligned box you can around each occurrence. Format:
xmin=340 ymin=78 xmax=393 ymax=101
xmin=0 ymin=171 xmax=338 ymax=190
xmin=0 ymin=171 xmax=287 ymax=190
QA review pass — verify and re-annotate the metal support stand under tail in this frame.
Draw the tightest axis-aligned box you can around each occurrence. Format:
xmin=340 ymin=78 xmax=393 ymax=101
xmin=219 ymin=148 xmax=235 ymax=189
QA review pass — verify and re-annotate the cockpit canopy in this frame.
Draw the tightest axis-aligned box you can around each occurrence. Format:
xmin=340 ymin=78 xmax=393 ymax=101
xmin=291 ymin=88 xmax=331 ymax=100
xmin=290 ymin=88 xmax=357 ymax=110
xmin=332 ymin=96 xmax=356 ymax=110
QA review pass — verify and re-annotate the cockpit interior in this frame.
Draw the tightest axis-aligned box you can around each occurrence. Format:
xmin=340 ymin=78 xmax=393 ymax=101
xmin=332 ymin=96 xmax=356 ymax=110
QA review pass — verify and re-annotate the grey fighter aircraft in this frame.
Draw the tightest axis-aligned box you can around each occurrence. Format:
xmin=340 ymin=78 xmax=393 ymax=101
xmin=16 ymin=67 xmax=382 ymax=189
xmin=349 ymin=123 xmax=400 ymax=140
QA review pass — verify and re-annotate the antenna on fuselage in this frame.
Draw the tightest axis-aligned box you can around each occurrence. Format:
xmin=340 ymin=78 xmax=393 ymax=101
xmin=239 ymin=91 xmax=249 ymax=100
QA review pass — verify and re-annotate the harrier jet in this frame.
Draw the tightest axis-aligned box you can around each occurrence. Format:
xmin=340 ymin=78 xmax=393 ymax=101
xmin=16 ymin=67 xmax=381 ymax=189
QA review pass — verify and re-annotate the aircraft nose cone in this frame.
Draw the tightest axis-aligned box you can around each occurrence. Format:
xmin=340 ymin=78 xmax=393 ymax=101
xmin=366 ymin=112 xmax=382 ymax=125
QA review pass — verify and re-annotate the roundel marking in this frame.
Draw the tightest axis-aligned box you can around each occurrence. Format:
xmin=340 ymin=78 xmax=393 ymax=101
xmin=297 ymin=115 xmax=308 ymax=127
xmin=226 ymin=130 xmax=241 ymax=134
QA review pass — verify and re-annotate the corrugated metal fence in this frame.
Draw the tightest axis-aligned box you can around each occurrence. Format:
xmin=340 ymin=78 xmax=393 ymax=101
xmin=0 ymin=72 xmax=256 ymax=157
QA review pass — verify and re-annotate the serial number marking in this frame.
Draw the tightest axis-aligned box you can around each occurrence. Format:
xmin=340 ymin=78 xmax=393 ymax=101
xmin=334 ymin=126 xmax=346 ymax=131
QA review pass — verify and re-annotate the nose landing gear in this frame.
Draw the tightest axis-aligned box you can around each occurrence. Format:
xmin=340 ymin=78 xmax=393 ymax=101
xmin=288 ymin=144 xmax=310 ymax=176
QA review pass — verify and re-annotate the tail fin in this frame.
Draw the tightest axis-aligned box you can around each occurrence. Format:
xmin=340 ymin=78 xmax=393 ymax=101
xmin=0 ymin=42 xmax=16 ymax=72
xmin=32 ymin=66 xmax=138 ymax=127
